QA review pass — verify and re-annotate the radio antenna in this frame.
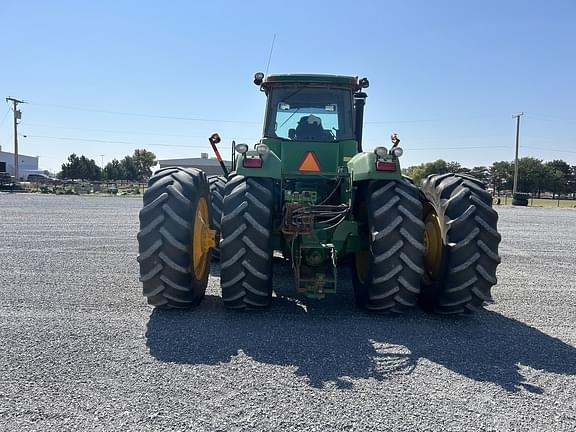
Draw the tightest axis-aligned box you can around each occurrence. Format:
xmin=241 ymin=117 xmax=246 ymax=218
xmin=265 ymin=34 xmax=276 ymax=76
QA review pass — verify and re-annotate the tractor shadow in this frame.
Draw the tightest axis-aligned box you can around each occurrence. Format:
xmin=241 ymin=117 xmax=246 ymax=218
xmin=146 ymin=263 xmax=576 ymax=392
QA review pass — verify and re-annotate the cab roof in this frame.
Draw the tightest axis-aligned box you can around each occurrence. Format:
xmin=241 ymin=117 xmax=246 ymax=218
xmin=264 ymin=74 xmax=358 ymax=87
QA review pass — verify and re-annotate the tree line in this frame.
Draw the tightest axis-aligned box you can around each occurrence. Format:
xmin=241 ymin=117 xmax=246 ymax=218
xmin=59 ymin=149 xmax=156 ymax=181
xmin=58 ymin=149 xmax=575 ymax=198
xmin=403 ymin=158 xmax=576 ymax=198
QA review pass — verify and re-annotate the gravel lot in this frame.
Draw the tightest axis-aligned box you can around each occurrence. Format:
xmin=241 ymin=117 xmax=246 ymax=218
xmin=1 ymin=194 xmax=575 ymax=431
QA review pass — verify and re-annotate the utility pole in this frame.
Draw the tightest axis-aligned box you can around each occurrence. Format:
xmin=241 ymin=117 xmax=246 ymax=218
xmin=512 ymin=112 xmax=524 ymax=195
xmin=5 ymin=97 xmax=25 ymax=180
xmin=99 ymin=154 xmax=104 ymax=169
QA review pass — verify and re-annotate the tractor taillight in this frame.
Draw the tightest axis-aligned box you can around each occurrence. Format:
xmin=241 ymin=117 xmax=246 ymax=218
xmin=243 ymin=157 xmax=263 ymax=168
xmin=376 ymin=161 xmax=396 ymax=171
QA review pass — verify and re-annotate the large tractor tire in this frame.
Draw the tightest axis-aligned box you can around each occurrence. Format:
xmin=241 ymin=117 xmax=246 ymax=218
xmin=137 ymin=167 xmax=214 ymax=308
xmin=220 ymin=175 xmax=274 ymax=309
xmin=512 ymin=192 xmax=529 ymax=206
xmin=208 ymin=175 xmax=226 ymax=260
xmin=353 ymin=180 xmax=425 ymax=313
xmin=420 ymin=173 xmax=501 ymax=314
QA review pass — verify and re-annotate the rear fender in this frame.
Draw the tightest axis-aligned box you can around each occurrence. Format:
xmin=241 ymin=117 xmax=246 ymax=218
xmin=347 ymin=152 xmax=402 ymax=182
xmin=235 ymin=150 xmax=282 ymax=179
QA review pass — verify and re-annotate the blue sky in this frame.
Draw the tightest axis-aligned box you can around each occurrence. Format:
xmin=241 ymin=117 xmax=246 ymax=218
xmin=1 ymin=0 xmax=575 ymax=173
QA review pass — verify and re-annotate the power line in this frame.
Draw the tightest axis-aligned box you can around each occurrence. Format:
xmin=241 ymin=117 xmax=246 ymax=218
xmin=21 ymin=134 xmax=209 ymax=149
xmin=27 ymin=100 xmax=509 ymax=126
xmin=523 ymin=145 xmax=576 ymax=154
xmin=23 ymin=97 xmax=532 ymax=129
xmin=403 ymin=134 xmax=509 ymax=142
xmin=365 ymin=115 xmax=503 ymax=124
xmin=366 ymin=119 xmax=448 ymax=124
xmin=27 ymin=101 xmax=260 ymax=124
xmin=22 ymin=123 xmax=206 ymax=139
xmin=407 ymin=145 xmax=510 ymax=150
xmin=526 ymin=114 xmax=576 ymax=123
xmin=24 ymin=133 xmax=511 ymax=152
xmin=0 ymin=107 xmax=11 ymax=127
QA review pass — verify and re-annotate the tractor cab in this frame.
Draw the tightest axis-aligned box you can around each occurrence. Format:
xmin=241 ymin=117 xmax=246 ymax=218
xmin=234 ymin=74 xmax=370 ymax=179
xmin=257 ymin=73 xmax=368 ymax=150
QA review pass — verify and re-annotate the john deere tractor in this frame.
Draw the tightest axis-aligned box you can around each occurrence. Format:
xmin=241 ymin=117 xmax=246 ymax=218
xmin=137 ymin=73 xmax=501 ymax=314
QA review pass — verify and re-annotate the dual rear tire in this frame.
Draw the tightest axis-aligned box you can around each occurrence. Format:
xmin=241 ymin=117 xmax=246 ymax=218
xmin=207 ymin=175 xmax=226 ymax=260
xmin=138 ymin=169 xmax=501 ymax=314
xmin=137 ymin=167 xmax=213 ymax=308
xmin=352 ymin=180 xmax=425 ymax=313
xmin=219 ymin=175 xmax=275 ymax=309
xmin=137 ymin=170 xmax=275 ymax=310
xmin=420 ymin=173 xmax=501 ymax=314
xmin=353 ymin=174 xmax=501 ymax=314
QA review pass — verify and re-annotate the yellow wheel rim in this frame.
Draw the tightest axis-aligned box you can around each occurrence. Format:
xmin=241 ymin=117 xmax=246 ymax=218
xmin=355 ymin=250 xmax=369 ymax=284
xmin=192 ymin=197 xmax=215 ymax=281
xmin=423 ymin=206 xmax=443 ymax=280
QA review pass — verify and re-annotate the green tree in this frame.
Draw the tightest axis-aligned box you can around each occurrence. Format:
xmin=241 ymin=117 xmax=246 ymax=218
xmin=446 ymin=161 xmax=467 ymax=174
xmin=468 ymin=166 xmax=490 ymax=184
xmin=79 ymin=155 xmax=101 ymax=180
xmin=543 ymin=166 xmax=564 ymax=199
xmin=120 ymin=156 xmax=138 ymax=181
xmin=59 ymin=153 xmax=80 ymax=179
xmin=104 ymin=159 xmax=126 ymax=181
xmin=489 ymin=161 xmax=513 ymax=194
xmin=516 ymin=157 xmax=545 ymax=195
xmin=60 ymin=153 xmax=101 ymax=180
xmin=571 ymin=165 xmax=576 ymax=198
xmin=402 ymin=159 xmax=466 ymax=184
xmin=403 ymin=157 xmax=576 ymax=198
xmin=132 ymin=149 xmax=156 ymax=180
xmin=545 ymin=160 xmax=571 ymax=178
xmin=543 ymin=160 xmax=571 ymax=198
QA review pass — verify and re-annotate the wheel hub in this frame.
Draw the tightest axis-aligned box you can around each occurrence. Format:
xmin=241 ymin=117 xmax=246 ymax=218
xmin=192 ymin=197 xmax=216 ymax=279
xmin=423 ymin=209 xmax=442 ymax=280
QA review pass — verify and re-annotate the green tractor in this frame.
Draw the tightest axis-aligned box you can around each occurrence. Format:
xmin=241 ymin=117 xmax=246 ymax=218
xmin=137 ymin=73 xmax=501 ymax=314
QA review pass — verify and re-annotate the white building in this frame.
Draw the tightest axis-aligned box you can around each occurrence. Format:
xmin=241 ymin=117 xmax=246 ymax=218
xmin=0 ymin=145 xmax=40 ymax=179
xmin=157 ymin=153 xmax=231 ymax=177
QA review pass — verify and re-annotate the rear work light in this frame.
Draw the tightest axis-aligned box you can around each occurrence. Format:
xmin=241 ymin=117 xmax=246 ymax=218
xmin=235 ymin=143 xmax=249 ymax=154
xmin=243 ymin=157 xmax=263 ymax=168
xmin=374 ymin=146 xmax=388 ymax=157
xmin=256 ymin=144 xmax=270 ymax=155
xmin=376 ymin=161 xmax=396 ymax=171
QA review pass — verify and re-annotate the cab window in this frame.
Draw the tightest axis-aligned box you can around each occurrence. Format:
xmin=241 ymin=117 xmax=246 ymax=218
xmin=265 ymin=87 xmax=354 ymax=141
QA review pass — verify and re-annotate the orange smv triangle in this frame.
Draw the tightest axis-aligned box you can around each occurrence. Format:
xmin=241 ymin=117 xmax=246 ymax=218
xmin=298 ymin=151 xmax=321 ymax=172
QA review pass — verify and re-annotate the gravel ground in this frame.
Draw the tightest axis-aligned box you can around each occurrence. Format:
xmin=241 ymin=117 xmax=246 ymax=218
xmin=0 ymin=194 xmax=575 ymax=431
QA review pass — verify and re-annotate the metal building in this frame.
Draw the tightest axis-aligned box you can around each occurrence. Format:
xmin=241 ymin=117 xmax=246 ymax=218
xmin=0 ymin=145 xmax=40 ymax=179
xmin=157 ymin=153 xmax=231 ymax=176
